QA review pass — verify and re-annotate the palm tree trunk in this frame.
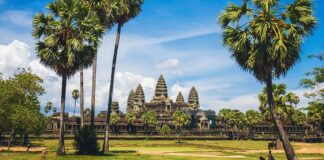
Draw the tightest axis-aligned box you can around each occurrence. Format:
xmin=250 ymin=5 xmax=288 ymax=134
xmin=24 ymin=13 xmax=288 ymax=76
xmin=90 ymin=46 xmax=98 ymax=127
xmin=57 ymin=74 xmax=67 ymax=155
xmin=74 ymin=100 xmax=76 ymax=117
xmin=103 ymin=22 xmax=122 ymax=153
xmin=80 ymin=69 xmax=84 ymax=128
xmin=266 ymin=76 xmax=296 ymax=160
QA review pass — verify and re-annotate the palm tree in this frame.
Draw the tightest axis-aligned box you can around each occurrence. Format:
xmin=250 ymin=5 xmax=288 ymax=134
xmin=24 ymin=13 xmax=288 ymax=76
xmin=125 ymin=111 xmax=136 ymax=133
xmin=44 ymin=101 xmax=53 ymax=115
xmin=32 ymin=0 xmax=103 ymax=155
xmin=79 ymin=69 xmax=85 ymax=127
xmin=103 ymin=0 xmax=144 ymax=153
xmin=72 ymin=89 xmax=80 ymax=117
xmin=81 ymin=0 xmax=115 ymax=127
xmin=218 ymin=0 xmax=317 ymax=159
xmin=172 ymin=110 xmax=191 ymax=143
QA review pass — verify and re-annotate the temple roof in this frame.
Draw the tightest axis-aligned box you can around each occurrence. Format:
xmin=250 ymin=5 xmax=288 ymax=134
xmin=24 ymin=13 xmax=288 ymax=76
xmin=134 ymin=84 xmax=145 ymax=103
xmin=176 ymin=92 xmax=184 ymax=103
xmin=155 ymin=74 xmax=168 ymax=98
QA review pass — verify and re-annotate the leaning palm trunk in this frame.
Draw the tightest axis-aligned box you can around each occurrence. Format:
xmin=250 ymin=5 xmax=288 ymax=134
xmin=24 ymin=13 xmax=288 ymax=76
xmin=57 ymin=74 xmax=67 ymax=155
xmin=103 ymin=23 xmax=122 ymax=153
xmin=90 ymin=46 xmax=98 ymax=127
xmin=80 ymin=69 xmax=84 ymax=128
xmin=266 ymin=75 xmax=296 ymax=160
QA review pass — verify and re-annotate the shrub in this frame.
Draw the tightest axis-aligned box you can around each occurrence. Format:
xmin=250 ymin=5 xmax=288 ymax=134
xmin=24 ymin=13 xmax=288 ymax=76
xmin=74 ymin=126 xmax=99 ymax=155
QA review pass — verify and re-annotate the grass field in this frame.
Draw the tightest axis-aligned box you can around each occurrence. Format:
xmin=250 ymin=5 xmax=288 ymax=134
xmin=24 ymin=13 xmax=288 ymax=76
xmin=0 ymin=139 xmax=323 ymax=160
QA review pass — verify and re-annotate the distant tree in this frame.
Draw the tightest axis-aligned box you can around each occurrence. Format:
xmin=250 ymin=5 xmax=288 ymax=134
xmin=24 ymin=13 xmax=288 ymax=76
xmin=172 ymin=110 xmax=191 ymax=143
xmin=141 ymin=111 xmax=158 ymax=135
xmin=44 ymin=101 xmax=53 ymax=114
xmin=259 ymin=84 xmax=297 ymax=125
xmin=219 ymin=0 xmax=317 ymax=158
xmin=300 ymin=54 xmax=324 ymax=142
xmin=104 ymin=0 xmax=144 ymax=153
xmin=110 ymin=113 xmax=120 ymax=134
xmin=72 ymin=89 xmax=80 ymax=116
xmin=125 ymin=112 xmax=136 ymax=133
xmin=0 ymin=69 xmax=46 ymax=150
xmin=160 ymin=124 xmax=171 ymax=136
xmin=218 ymin=109 xmax=235 ymax=139
xmin=32 ymin=0 xmax=103 ymax=155
xmin=245 ymin=110 xmax=261 ymax=139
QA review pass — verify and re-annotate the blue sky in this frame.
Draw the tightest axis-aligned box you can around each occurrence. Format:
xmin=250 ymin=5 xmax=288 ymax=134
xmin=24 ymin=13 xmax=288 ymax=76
xmin=0 ymin=0 xmax=323 ymax=114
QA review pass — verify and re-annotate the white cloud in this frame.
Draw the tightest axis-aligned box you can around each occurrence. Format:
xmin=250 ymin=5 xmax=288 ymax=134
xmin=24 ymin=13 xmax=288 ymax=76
xmin=156 ymin=58 xmax=179 ymax=69
xmin=0 ymin=40 xmax=30 ymax=77
xmin=0 ymin=10 xmax=32 ymax=27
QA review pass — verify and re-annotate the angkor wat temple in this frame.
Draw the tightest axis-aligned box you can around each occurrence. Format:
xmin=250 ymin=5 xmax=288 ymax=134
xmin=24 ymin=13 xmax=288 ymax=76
xmin=47 ymin=75 xmax=216 ymax=134
xmin=46 ymin=75 xmax=316 ymax=140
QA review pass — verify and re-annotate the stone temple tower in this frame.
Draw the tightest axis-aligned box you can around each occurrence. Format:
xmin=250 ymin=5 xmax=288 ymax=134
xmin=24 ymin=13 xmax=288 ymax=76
xmin=126 ymin=90 xmax=135 ymax=112
xmin=152 ymin=74 xmax=169 ymax=102
xmin=176 ymin=92 xmax=185 ymax=103
xmin=133 ymin=84 xmax=145 ymax=112
xmin=188 ymin=87 xmax=199 ymax=110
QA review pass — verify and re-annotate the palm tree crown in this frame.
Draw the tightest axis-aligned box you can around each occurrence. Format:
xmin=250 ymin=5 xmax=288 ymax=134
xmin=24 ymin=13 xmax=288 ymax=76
xmin=219 ymin=0 xmax=317 ymax=82
xmin=32 ymin=0 xmax=104 ymax=77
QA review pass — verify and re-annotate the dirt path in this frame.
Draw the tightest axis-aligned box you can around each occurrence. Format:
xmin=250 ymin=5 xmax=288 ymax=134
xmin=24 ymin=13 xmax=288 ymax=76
xmin=137 ymin=150 xmax=249 ymax=158
xmin=0 ymin=146 xmax=47 ymax=152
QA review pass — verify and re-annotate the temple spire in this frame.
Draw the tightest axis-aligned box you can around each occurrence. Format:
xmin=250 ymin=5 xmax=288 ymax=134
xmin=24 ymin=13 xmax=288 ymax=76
xmin=127 ymin=90 xmax=135 ymax=112
xmin=176 ymin=92 xmax=184 ymax=103
xmin=188 ymin=86 xmax=199 ymax=110
xmin=155 ymin=74 xmax=168 ymax=98
xmin=134 ymin=84 xmax=145 ymax=104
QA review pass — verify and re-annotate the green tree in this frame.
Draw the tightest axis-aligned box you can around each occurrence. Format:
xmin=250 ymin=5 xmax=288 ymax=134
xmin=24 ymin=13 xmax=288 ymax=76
xmin=125 ymin=112 xmax=136 ymax=133
xmin=32 ymin=0 xmax=103 ymax=155
xmin=259 ymin=84 xmax=298 ymax=124
xmin=218 ymin=109 xmax=236 ymax=139
xmin=160 ymin=124 xmax=171 ymax=136
xmin=110 ymin=113 xmax=120 ymax=134
xmin=141 ymin=111 xmax=158 ymax=135
xmin=245 ymin=110 xmax=261 ymax=139
xmin=219 ymin=0 xmax=317 ymax=158
xmin=72 ymin=89 xmax=80 ymax=117
xmin=172 ymin=110 xmax=191 ymax=143
xmin=44 ymin=101 xmax=53 ymax=114
xmin=104 ymin=0 xmax=144 ymax=153
xmin=0 ymin=69 xmax=46 ymax=150
xmin=300 ymin=54 xmax=324 ymax=141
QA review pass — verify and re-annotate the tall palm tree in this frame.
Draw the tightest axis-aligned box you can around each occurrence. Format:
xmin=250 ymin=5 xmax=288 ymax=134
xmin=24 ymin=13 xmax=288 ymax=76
xmin=79 ymin=69 xmax=84 ymax=127
xmin=218 ymin=0 xmax=317 ymax=159
xmin=81 ymin=0 xmax=115 ymax=127
xmin=72 ymin=89 xmax=80 ymax=116
xmin=103 ymin=0 xmax=144 ymax=153
xmin=32 ymin=0 xmax=103 ymax=155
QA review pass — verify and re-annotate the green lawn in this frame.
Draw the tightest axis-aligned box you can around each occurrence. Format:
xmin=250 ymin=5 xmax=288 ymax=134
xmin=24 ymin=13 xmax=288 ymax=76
xmin=1 ymin=139 xmax=323 ymax=160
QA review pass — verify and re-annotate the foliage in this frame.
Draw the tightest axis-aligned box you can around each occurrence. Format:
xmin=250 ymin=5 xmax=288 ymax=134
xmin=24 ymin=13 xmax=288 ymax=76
xmin=72 ymin=90 xmax=80 ymax=101
xmin=110 ymin=112 xmax=120 ymax=125
xmin=258 ymin=83 xmax=299 ymax=124
xmin=245 ymin=110 xmax=261 ymax=126
xmin=44 ymin=101 xmax=53 ymax=114
xmin=160 ymin=124 xmax=171 ymax=136
xmin=172 ymin=110 xmax=191 ymax=129
xmin=125 ymin=112 xmax=136 ymax=124
xmin=300 ymin=54 xmax=324 ymax=139
xmin=218 ymin=0 xmax=317 ymax=82
xmin=0 ymin=69 xmax=46 ymax=137
xmin=52 ymin=106 xmax=57 ymax=113
xmin=32 ymin=0 xmax=104 ymax=77
xmin=140 ymin=111 xmax=158 ymax=127
xmin=74 ymin=127 xmax=99 ymax=155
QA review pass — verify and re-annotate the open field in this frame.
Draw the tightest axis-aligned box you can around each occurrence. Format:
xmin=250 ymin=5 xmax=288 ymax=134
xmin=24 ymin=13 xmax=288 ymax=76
xmin=0 ymin=140 xmax=323 ymax=160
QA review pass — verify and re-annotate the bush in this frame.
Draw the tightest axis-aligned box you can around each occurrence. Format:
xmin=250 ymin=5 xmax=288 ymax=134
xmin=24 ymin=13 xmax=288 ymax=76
xmin=74 ymin=127 xmax=100 ymax=155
